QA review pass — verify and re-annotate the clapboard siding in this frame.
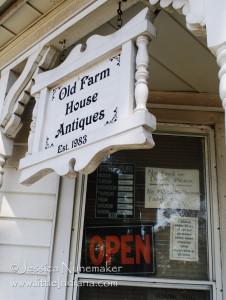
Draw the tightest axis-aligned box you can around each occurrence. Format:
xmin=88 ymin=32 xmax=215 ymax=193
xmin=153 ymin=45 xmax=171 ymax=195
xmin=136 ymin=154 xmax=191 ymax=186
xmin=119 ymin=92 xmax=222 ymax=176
xmin=0 ymin=245 xmax=49 ymax=274
xmin=0 ymin=219 xmax=52 ymax=246
xmin=1 ymin=168 xmax=58 ymax=194
xmin=0 ymin=193 xmax=55 ymax=220
xmin=0 ymin=274 xmax=46 ymax=300
xmin=0 ymin=145 xmax=59 ymax=300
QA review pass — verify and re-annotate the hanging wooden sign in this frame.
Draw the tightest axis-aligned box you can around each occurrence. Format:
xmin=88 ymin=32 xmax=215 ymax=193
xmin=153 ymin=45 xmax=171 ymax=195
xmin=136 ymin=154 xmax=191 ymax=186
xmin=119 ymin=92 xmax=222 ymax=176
xmin=19 ymin=9 xmax=156 ymax=184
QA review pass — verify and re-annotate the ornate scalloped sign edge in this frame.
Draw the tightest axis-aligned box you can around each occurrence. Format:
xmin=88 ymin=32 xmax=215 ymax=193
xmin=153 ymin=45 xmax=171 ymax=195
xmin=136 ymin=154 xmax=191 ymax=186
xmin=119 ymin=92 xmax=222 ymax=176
xmin=19 ymin=8 xmax=156 ymax=185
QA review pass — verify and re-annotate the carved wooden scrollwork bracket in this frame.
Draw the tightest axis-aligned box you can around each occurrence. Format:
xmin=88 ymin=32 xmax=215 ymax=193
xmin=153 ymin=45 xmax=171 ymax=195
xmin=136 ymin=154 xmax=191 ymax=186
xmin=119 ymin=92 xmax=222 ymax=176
xmin=0 ymin=46 xmax=59 ymax=188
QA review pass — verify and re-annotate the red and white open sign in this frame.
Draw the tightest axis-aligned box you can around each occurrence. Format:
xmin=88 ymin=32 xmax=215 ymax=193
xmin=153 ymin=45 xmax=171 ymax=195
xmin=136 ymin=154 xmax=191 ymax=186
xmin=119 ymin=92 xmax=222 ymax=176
xmin=83 ymin=225 xmax=155 ymax=274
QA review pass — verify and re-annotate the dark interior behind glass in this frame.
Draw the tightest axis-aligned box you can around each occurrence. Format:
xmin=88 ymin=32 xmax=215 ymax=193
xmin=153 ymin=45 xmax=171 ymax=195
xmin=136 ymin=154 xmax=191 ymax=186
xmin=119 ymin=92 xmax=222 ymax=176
xmin=81 ymin=134 xmax=208 ymax=280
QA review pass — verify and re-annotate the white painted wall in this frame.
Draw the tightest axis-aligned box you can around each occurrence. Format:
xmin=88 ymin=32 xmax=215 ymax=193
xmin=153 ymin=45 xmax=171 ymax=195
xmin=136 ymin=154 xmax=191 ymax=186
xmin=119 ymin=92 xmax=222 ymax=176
xmin=0 ymin=144 xmax=59 ymax=300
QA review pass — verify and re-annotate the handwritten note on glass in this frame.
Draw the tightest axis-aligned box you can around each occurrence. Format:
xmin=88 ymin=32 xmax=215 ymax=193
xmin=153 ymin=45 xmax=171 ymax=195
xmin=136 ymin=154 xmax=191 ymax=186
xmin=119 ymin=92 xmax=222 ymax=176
xmin=145 ymin=168 xmax=200 ymax=210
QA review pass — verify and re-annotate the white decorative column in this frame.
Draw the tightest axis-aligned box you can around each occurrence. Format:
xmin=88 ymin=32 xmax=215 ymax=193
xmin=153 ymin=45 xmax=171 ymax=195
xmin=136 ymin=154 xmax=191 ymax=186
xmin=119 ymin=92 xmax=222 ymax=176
xmin=217 ymin=44 xmax=226 ymax=112
xmin=202 ymin=0 xmax=226 ymax=126
xmin=205 ymin=0 xmax=226 ymax=131
xmin=135 ymin=35 xmax=150 ymax=112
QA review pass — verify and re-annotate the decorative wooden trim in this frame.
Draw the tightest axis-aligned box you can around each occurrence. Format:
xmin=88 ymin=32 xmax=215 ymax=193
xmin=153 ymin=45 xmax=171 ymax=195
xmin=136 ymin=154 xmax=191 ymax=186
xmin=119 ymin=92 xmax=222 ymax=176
xmin=149 ymin=0 xmax=206 ymax=36
xmin=31 ymin=9 xmax=155 ymax=95
xmin=0 ymin=46 xmax=59 ymax=139
xmin=0 ymin=0 xmax=140 ymax=71
xmin=0 ymin=46 xmax=59 ymax=188
xmin=149 ymin=0 xmax=189 ymax=11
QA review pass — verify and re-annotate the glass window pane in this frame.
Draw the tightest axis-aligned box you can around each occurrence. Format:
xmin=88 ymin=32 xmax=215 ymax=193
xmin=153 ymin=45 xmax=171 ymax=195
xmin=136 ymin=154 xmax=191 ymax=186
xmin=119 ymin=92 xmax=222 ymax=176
xmin=81 ymin=134 xmax=209 ymax=280
xmin=79 ymin=286 xmax=210 ymax=300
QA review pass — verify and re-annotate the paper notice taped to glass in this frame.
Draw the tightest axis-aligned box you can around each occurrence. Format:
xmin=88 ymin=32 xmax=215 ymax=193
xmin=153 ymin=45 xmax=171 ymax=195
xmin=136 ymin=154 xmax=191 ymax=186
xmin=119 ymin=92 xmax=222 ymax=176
xmin=170 ymin=216 xmax=199 ymax=262
xmin=145 ymin=167 xmax=200 ymax=210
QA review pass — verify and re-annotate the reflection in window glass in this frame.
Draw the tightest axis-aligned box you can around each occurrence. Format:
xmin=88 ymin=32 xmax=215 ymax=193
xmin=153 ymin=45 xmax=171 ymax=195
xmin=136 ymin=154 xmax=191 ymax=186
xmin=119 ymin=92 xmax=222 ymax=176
xmin=81 ymin=134 xmax=208 ymax=280
xmin=79 ymin=286 xmax=210 ymax=300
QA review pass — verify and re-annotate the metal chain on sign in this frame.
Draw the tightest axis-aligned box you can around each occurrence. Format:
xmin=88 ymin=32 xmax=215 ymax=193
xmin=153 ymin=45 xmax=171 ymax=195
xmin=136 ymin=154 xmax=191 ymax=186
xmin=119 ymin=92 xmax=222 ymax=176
xmin=59 ymin=39 xmax=67 ymax=62
xmin=117 ymin=1 xmax=123 ymax=29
